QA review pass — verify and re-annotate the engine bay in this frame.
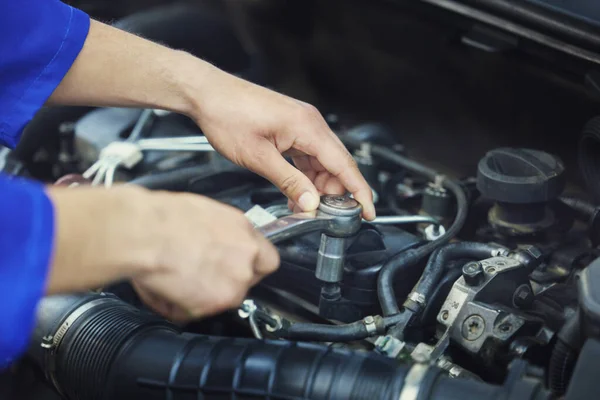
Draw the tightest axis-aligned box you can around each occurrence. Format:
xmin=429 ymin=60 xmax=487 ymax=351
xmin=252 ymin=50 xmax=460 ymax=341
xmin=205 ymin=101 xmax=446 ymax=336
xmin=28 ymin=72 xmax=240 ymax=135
xmin=4 ymin=1 xmax=600 ymax=399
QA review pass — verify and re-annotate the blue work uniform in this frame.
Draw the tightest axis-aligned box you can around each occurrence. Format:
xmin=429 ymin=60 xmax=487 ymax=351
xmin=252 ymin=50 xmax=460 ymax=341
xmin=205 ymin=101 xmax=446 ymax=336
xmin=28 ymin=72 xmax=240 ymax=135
xmin=0 ymin=1 xmax=90 ymax=367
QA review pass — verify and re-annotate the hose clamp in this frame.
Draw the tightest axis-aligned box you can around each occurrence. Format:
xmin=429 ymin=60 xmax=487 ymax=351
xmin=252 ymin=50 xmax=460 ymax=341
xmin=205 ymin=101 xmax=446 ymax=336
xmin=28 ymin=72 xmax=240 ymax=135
xmin=398 ymin=363 xmax=429 ymax=400
xmin=41 ymin=297 xmax=114 ymax=397
xmin=408 ymin=292 xmax=426 ymax=307
xmin=363 ymin=315 xmax=378 ymax=336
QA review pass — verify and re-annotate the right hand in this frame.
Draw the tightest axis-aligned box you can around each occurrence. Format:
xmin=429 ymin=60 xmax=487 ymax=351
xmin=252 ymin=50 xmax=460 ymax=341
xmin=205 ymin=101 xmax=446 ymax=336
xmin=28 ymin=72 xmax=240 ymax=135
xmin=131 ymin=191 xmax=280 ymax=321
xmin=47 ymin=186 xmax=279 ymax=322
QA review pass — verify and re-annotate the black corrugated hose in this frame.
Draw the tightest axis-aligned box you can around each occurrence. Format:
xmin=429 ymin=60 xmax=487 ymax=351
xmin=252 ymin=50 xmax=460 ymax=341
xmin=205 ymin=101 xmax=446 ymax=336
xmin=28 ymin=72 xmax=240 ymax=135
xmin=29 ymin=294 xmax=550 ymax=400
xmin=548 ymin=313 xmax=582 ymax=397
xmin=341 ymin=139 xmax=470 ymax=317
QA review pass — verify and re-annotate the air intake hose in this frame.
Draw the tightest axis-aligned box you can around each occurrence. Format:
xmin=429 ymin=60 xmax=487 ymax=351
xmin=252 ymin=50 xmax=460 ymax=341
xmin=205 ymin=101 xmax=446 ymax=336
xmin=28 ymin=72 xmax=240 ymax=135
xmin=30 ymin=293 xmax=549 ymax=400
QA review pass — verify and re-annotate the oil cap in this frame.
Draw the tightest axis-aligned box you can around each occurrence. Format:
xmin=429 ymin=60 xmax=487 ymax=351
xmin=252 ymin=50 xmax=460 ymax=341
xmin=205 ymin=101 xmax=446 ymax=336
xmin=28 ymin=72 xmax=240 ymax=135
xmin=477 ymin=148 xmax=565 ymax=204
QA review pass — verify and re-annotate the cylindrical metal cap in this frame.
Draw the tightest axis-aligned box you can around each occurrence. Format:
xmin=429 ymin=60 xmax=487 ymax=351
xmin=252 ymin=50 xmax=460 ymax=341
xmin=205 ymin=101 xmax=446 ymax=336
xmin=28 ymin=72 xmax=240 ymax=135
xmin=318 ymin=195 xmax=362 ymax=217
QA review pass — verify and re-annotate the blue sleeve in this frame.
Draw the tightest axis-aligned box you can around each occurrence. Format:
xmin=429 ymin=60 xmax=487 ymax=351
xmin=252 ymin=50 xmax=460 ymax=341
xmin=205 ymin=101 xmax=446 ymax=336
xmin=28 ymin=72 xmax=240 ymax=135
xmin=0 ymin=174 xmax=54 ymax=369
xmin=0 ymin=0 xmax=90 ymax=148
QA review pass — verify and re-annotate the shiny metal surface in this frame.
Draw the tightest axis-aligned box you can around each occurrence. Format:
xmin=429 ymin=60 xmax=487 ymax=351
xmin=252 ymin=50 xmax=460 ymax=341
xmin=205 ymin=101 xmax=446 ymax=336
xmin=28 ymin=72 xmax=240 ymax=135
xmin=256 ymin=212 xmax=332 ymax=244
xmin=315 ymin=235 xmax=346 ymax=282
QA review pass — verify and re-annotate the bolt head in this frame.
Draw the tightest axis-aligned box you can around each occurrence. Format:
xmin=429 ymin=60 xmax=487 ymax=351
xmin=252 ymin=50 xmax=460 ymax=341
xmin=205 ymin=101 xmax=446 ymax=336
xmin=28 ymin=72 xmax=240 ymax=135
xmin=461 ymin=315 xmax=485 ymax=341
xmin=319 ymin=194 xmax=362 ymax=217
xmin=462 ymin=262 xmax=484 ymax=286
xmin=512 ymin=284 xmax=534 ymax=308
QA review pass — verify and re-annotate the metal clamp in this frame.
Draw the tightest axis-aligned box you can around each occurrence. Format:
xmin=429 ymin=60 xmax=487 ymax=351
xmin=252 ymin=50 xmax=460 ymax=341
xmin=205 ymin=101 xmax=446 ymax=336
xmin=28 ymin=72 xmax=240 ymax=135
xmin=41 ymin=297 xmax=114 ymax=397
xmin=363 ymin=315 xmax=378 ymax=335
xmin=398 ymin=363 xmax=429 ymax=400
xmin=409 ymin=292 xmax=426 ymax=307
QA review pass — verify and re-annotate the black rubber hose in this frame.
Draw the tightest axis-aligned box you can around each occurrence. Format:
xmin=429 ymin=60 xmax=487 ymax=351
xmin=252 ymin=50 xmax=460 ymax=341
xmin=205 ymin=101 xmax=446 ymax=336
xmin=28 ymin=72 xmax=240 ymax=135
xmin=420 ymin=266 xmax=463 ymax=326
xmin=548 ymin=339 xmax=578 ymax=396
xmin=274 ymin=315 xmax=405 ymax=342
xmin=548 ymin=313 xmax=582 ymax=396
xmin=343 ymin=142 xmax=469 ymax=316
xmin=560 ymin=196 xmax=598 ymax=218
xmin=30 ymin=294 xmax=550 ymax=400
xmin=412 ymin=242 xmax=502 ymax=309
xmin=579 ymin=117 xmax=600 ymax=204
xmin=276 ymin=320 xmax=372 ymax=342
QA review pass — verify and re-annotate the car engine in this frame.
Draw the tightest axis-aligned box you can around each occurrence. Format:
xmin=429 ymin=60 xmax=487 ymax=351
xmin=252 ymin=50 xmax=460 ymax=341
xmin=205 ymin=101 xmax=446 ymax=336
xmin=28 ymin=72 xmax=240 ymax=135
xmin=4 ymin=1 xmax=600 ymax=400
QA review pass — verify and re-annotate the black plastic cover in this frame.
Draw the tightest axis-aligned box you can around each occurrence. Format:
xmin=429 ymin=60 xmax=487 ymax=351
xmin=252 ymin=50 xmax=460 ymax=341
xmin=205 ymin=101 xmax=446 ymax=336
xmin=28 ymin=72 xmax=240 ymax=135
xmin=565 ymin=339 xmax=600 ymax=400
xmin=477 ymin=148 xmax=565 ymax=204
xmin=578 ymin=257 xmax=600 ymax=337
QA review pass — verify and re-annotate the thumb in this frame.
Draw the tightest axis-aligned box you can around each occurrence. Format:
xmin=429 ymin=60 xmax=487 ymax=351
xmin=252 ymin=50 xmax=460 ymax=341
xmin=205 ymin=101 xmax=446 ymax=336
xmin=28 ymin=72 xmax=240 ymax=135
xmin=248 ymin=144 xmax=320 ymax=211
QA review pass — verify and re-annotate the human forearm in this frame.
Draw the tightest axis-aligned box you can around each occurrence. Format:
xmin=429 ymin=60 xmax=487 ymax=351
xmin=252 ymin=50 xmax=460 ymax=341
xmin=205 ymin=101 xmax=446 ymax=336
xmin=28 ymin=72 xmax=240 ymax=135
xmin=48 ymin=19 xmax=209 ymax=116
xmin=45 ymin=186 xmax=157 ymax=294
xmin=48 ymin=17 xmax=375 ymax=219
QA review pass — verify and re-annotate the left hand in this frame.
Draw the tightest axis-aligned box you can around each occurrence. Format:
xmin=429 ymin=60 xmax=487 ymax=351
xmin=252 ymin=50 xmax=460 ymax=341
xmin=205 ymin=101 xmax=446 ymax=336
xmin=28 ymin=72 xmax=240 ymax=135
xmin=189 ymin=65 xmax=376 ymax=220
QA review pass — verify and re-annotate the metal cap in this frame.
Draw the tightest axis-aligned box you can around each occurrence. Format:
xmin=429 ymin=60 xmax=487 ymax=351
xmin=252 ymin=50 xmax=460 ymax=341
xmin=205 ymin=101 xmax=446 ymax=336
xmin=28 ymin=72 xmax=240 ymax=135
xmin=318 ymin=195 xmax=362 ymax=217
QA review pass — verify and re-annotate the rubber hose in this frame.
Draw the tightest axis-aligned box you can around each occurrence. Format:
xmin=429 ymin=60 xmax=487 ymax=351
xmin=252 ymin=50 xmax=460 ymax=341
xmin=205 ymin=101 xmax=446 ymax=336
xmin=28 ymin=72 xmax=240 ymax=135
xmin=413 ymin=242 xmax=502 ymax=310
xmin=560 ymin=196 xmax=597 ymax=218
xmin=30 ymin=294 xmax=550 ymax=400
xmin=548 ymin=339 xmax=578 ymax=396
xmin=579 ymin=117 xmax=600 ymax=203
xmin=548 ymin=313 xmax=582 ymax=396
xmin=352 ymin=143 xmax=470 ymax=316
xmin=341 ymin=142 xmax=469 ymax=315
xmin=420 ymin=266 xmax=463 ymax=326
xmin=276 ymin=320 xmax=372 ymax=342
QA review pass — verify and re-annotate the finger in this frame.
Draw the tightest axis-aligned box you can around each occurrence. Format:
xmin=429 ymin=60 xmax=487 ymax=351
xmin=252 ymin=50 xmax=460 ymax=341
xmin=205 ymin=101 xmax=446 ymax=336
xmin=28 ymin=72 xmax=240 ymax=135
xmin=252 ymin=232 xmax=280 ymax=277
xmin=314 ymin=171 xmax=346 ymax=195
xmin=134 ymin=284 xmax=188 ymax=321
xmin=298 ymin=132 xmax=375 ymax=220
xmin=248 ymin=141 xmax=321 ymax=212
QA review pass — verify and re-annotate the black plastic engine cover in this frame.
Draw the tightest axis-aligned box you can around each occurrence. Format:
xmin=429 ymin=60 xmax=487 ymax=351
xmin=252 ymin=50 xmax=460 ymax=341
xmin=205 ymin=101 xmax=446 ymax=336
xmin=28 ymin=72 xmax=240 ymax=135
xmin=264 ymin=225 xmax=422 ymax=321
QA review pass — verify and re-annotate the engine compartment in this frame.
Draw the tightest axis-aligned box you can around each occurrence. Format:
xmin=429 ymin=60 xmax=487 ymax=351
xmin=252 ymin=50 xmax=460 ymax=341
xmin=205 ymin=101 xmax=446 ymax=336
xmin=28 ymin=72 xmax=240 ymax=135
xmin=5 ymin=1 xmax=600 ymax=399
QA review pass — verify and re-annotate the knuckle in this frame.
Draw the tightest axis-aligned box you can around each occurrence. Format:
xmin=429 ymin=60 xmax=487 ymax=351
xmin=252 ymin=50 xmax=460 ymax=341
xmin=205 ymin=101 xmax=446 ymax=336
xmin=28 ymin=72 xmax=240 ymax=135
xmin=236 ymin=264 xmax=255 ymax=285
xmin=280 ymin=174 xmax=302 ymax=194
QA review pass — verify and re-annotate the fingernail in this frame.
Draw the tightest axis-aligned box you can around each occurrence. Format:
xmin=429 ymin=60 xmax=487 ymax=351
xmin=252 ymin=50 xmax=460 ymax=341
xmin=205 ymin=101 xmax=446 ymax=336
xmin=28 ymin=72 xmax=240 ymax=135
xmin=298 ymin=192 xmax=319 ymax=211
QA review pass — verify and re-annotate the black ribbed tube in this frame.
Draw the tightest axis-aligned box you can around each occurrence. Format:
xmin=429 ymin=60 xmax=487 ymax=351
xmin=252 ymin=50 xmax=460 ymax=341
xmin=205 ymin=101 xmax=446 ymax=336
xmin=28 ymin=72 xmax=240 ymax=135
xmin=548 ymin=339 xmax=578 ymax=396
xmin=343 ymin=142 xmax=469 ymax=317
xmin=31 ymin=294 xmax=550 ymax=400
xmin=410 ymin=242 xmax=502 ymax=310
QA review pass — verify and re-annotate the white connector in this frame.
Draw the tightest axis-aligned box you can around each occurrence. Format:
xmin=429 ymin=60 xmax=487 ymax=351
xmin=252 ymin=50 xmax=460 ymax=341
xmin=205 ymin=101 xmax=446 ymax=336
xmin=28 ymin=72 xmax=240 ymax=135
xmin=98 ymin=142 xmax=143 ymax=169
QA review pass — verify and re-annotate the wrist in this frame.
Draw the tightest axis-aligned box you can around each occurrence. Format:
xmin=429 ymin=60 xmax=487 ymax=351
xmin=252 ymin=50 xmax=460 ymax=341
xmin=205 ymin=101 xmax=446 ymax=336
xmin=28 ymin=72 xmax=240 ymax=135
xmin=169 ymin=51 xmax=220 ymax=120
xmin=46 ymin=186 xmax=159 ymax=293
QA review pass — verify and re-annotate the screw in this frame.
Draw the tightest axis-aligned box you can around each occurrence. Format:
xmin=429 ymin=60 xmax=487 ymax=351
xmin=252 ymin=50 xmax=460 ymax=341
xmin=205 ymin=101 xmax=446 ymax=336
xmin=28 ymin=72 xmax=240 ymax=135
xmin=441 ymin=310 xmax=449 ymax=321
xmin=498 ymin=322 xmax=513 ymax=333
xmin=462 ymin=262 xmax=484 ymax=286
xmin=513 ymin=284 xmax=534 ymax=308
xmin=461 ymin=315 xmax=485 ymax=341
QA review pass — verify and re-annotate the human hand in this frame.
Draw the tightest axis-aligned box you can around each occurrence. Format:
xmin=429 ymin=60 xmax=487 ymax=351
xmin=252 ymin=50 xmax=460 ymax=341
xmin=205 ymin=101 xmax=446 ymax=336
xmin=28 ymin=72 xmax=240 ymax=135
xmin=188 ymin=63 xmax=376 ymax=220
xmin=47 ymin=186 xmax=279 ymax=322
xmin=131 ymin=191 xmax=279 ymax=321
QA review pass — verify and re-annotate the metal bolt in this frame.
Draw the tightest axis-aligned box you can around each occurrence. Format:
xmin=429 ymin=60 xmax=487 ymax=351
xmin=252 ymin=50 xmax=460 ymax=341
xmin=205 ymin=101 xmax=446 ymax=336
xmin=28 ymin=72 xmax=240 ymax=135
xmin=441 ymin=310 xmax=449 ymax=321
xmin=498 ymin=322 xmax=513 ymax=333
xmin=461 ymin=315 xmax=485 ymax=341
xmin=462 ymin=262 xmax=483 ymax=286
xmin=512 ymin=284 xmax=534 ymax=308
xmin=364 ymin=315 xmax=375 ymax=324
